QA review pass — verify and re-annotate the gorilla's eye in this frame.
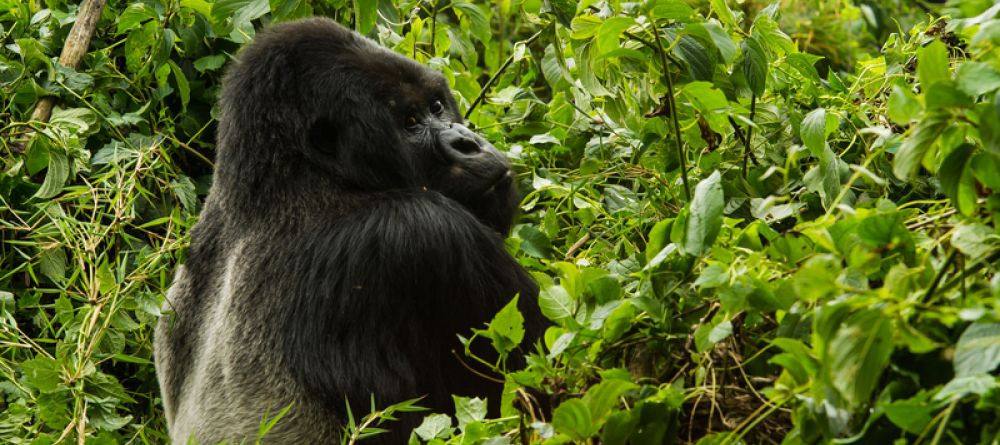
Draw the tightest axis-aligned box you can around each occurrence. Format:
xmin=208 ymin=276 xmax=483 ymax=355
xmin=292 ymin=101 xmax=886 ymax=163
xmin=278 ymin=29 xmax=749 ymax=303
xmin=430 ymin=100 xmax=444 ymax=116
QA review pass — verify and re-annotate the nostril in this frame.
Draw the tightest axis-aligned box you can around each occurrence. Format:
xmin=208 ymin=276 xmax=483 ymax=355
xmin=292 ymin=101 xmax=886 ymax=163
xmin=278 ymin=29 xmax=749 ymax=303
xmin=449 ymin=136 xmax=481 ymax=155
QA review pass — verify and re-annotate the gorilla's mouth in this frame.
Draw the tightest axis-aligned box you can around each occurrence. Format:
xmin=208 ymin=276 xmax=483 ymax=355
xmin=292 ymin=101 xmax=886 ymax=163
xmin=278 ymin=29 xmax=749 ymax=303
xmin=482 ymin=170 xmax=514 ymax=196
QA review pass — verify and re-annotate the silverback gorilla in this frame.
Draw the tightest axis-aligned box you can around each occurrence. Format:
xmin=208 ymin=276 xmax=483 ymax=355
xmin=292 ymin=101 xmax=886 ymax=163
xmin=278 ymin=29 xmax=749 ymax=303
xmin=154 ymin=17 xmax=543 ymax=444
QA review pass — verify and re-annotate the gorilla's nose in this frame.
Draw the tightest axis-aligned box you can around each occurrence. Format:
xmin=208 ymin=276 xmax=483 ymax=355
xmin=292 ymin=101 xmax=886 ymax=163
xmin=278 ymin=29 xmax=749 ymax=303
xmin=440 ymin=124 xmax=483 ymax=156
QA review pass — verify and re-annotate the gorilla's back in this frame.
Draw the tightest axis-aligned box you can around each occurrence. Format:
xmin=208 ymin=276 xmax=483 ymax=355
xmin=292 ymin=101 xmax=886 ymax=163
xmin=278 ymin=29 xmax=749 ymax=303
xmin=154 ymin=210 xmax=341 ymax=444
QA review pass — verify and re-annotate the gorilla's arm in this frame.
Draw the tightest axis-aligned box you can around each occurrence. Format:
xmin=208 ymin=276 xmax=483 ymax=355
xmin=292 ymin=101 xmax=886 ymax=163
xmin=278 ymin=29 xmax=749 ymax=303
xmin=278 ymin=191 xmax=540 ymax=415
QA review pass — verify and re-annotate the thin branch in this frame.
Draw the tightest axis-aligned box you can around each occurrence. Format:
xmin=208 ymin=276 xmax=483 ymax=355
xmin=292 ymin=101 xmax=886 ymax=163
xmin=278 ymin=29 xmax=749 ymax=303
xmin=464 ymin=29 xmax=544 ymax=120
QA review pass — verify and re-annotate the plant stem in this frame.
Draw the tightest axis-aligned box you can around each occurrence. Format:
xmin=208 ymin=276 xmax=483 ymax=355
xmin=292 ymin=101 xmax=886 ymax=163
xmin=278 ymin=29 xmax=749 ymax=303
xmin=742 ymin=93 xmax=757 ymax=178
xmin=652 ymin=26 xmax=691 ymax=201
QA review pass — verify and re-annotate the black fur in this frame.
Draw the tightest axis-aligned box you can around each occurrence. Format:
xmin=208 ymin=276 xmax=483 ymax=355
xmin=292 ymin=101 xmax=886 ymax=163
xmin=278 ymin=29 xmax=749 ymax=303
xmin=154 ymin=17 xmax=542 ymax=444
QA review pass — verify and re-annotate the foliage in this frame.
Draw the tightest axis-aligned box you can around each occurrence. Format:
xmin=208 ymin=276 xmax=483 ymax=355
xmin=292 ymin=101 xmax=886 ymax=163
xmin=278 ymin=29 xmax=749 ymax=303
xmin=2 ymin=0 xmax=1000 ymax=444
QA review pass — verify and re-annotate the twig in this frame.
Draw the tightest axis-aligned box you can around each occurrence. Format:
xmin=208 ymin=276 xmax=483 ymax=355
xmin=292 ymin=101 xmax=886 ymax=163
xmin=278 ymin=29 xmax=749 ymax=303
xmin=464 ymin=29 xmax=544 ymax=120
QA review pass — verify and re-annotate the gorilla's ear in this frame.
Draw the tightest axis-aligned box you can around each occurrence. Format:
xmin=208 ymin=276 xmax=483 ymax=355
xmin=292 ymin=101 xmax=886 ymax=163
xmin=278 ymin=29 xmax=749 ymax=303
xmin=308 ymin=117 xmax=339 ymax=154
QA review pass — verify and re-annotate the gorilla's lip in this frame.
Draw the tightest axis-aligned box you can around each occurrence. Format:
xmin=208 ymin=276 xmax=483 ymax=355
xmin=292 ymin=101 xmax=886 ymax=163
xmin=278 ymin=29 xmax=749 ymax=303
xmin=482 ymin=169 xmax=514 ymax=196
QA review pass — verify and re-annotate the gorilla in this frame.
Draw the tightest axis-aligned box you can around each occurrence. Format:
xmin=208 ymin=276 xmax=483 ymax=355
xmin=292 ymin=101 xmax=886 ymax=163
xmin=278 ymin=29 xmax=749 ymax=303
xmin=154 ymin=17 xmax=543 ymax=444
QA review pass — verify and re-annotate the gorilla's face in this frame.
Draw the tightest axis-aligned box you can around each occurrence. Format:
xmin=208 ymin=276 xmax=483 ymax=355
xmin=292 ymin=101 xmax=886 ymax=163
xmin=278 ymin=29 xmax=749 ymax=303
xmin=218 ymin=20 xmax=519 ymax=233
xmin=298 ymin=33 xmax=517 ymax=233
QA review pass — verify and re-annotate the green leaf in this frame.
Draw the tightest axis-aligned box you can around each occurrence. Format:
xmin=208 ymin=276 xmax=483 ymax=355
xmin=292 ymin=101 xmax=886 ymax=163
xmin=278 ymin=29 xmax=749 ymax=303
xmin=741 ymin=37 xmax=768 ymax=96
xmin=887 ymin=84 xmax=922 ymax=125
xmin=882 ymin=393 xmax=935 ymax=434
xmin=957 ymin=62 xmax=1000 ymax=97
xmin=647 ymin=0 xmax=694 ymax=22
xmin=20 ymin=357 xmax=63 ymax=393
xmin=544 ymin=0 xmax=576 ymax=28
xmin=699 ymin=21 xmax=738 ymax=64
xmin=194 ymin=55 xmax=227 ymax=73
xmin=596 ymin=17 xmax=635 ymax=56
xmin=552 ymin=398 xmax=596 ymax=440
xmin=934 ymin=374 xmax=996 ymax=401
xmin=354 ymin=0 xmax=377 ymax=35
xmin=893 ymin=116 xmax=947 ymax=180
xmin=938 ymin=143 xmax=976 ymax=215
xmin=570 ymin=15 xmax=603 ymax=40
xmin=971 ymin=152 xmax=1000 ymax=189
xmin=33 ymin=147 xmax=68 ymax=199
xmin=486 ymin=296 xmax=526 ymax=354
xmin=801 ymin=108 xmax=827 ymax=158
xmin=453 ymin=2 xmax=491 ymax=44
xmin=710 ymin=0 xmax=738 ymax=29
xmin=917 ymin=39 xmax=950 ymax=88
xmin=413 ymin=413 xmax=452 ymax=441
xmin=270 ymin=0 xmax=312 ymax=21
xmin=821 ymin=308 xmax=894 ymax=409
xmin=683 ymin=171 xmax=724 ymax=256
xmin=787 ymin=52 xmax=822 ymax=84
xmin=212 ymin=0 xmax=269 ymax=26
xmin=539 ymin=285 xmax=574 ymax=324
xmin=518 ymin=225 xmax=552 ymax=258
xmin=453 ymin=396 xmax=487 ymax=429
xmin=955 ymin=323 xmax=1000 ymax=377
xmin=168 ymin=60 xmax=190 ymax=110
xmin=925 ymin=81 xmax=973 ymax=110
xmin=583 ymin=379 xmax=638 ymax=426
xmin=117 ymin=3 xmax=158 ymax=34
xmin=672 ymin=35 xmax=713 ymax=82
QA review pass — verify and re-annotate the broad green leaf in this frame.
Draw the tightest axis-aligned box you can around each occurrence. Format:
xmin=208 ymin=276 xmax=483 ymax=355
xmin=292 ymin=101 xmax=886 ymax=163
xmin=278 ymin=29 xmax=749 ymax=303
xmin=212 ymin=0 xmax=269 ymax=25
xmin=552 ymin=398 xmax=595 ymax=440
xmin=955 ymin=323 xmax=1000 ymax=377
xmin=787 ymin=52 xmax=822 ymax=84
xmin=270 ymin=0 xmax=312 ymax=21
xmin=601 ymin=410 xmax=638 ymax=445
xmin=917 ymin=39 xmax=949 ymax=88
xmin=822 ymin=308 xmax=894 ymax=409
xmin=981 ymin=92 xmax=1000 ymax=155
xmin=117 ymin=3 xmax=158 ymax=34
xmin=168 ymin=60 xmax=190 ymax=110
xmin=672 ymin=35 xmax=713 ymax=82
xmin=699 ymin=21 xmax=738 ymax=64
xmin=570 ymin=15 xmax=603 ymax=40
xmin=882 ymin=393 xmax=935 ymax=434
xmin=354 ymin=0 xmax=377 ymax=35
xmin=710 ymin=0 xmax=737 ymax=29
xmin=970 ymin=152 xmax=1000 ymax=189
xmin=887 ymin=84 xmax=922 ymax=125
xmin=544 ymin=0 xmax=576 ymax=28
xmin=518 ymin=225 xmax=552 ymax=258
xmin=683 ymin=171 xmax=724 ymax=256
xmin=583 ymin=379 xmax=637 ymax=425
xmin=194 ymin=54 xmax=226 ymax=73
xmin=453 ymin=396 xmax=487 ymax=429
xmin=938 ymin=143 xmax=976 ymax=215
xmin=453 ymin=2 xmax=491 ymax=44
xmin=539 ymin=285 xmax=574 ymax=323
xmin=893 ymin=116 xmax=947 ymax=180
xmin=596 ymin=17 xmax=635 ymax=56
xmin=413 ymin=413 xmax=452 ymax=440
xmin=741 ymin=37 xmax=768 ymax=96
xmin=647 ymin=0 xmax=694 ymax=21
xmin=934 ymin=374 xmax=997 ymax=401
xmin=33 ymin=147 xmax=68 ymax=199
xmin=801 ymin=108 xmax=827 ymax=158
xmin=486 ymin=296 xmax=525 ymax=354
xmin=925 ymin=81 xmax=973 ymax=109
xmin=20 ymin=357 xmax=63 ymax=393
xmin=957 ymin=62 xmax=1000 ymax=97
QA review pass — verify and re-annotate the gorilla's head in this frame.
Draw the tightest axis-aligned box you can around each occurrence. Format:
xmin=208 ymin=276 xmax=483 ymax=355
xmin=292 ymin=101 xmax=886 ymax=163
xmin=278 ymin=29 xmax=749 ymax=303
xmin=215 ymin=18 xmax=517 ymax=233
